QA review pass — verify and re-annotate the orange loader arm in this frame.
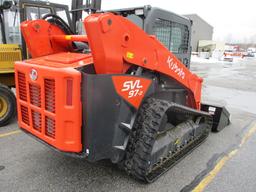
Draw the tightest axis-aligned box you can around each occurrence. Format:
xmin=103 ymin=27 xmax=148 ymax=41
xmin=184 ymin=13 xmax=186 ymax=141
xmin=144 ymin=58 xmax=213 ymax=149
xmin=21 ymin=13 xmax=203 ymax=109
xmin=84 ymin=13 xmax=203 ymax=109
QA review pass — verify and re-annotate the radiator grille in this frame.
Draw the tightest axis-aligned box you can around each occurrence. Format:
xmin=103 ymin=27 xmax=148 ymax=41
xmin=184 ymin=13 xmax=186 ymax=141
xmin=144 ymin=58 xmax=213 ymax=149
xmin=21 ymin=105 xmax=29 ymax=125
xmin=18 ymin=72 xmax=27 ymax=101
xmin=45 ymin=116 xmax=55 ymax=139
xmin=29 ymin=84 xmax=41 ymax=107
xmin=44 ymin=79 xmax=55 ymax=113
xmin=32 ymin=110 xmax=42 ymax=132
xmin=0 ymin=51 xmax=21 ymax=62
xmin=18 ymin=74 xmax=56 ymax=139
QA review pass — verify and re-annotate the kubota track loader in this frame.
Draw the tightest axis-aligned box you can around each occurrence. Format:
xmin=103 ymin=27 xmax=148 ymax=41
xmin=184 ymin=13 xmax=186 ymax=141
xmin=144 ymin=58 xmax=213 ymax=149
xmin=14 ymin=6 xmax=230 ymax=182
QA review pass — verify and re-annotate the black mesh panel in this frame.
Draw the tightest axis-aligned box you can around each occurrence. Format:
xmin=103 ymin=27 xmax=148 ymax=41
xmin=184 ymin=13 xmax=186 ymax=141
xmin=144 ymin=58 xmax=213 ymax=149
xmin=153 ymin=19 xmax=189 ymax=54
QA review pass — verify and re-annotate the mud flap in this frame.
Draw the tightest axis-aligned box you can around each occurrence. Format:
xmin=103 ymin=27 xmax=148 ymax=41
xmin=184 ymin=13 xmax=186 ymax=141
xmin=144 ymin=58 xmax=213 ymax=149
xmin=201 ymin=103 xmax=230 ymax=132
xmin=81 ymin=73 xmax=155 ymax=162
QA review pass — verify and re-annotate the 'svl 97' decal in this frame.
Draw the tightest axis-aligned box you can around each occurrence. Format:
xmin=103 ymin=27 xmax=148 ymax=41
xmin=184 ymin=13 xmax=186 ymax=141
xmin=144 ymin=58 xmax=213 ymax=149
xmin=112 ymin=76 xmax=152 ymax=109
xmin=121 ymin=80 xmax=143 ymax=98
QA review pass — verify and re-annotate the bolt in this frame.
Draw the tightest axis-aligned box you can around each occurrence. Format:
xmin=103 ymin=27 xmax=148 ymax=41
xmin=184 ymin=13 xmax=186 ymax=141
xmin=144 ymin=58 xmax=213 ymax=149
xmin=107 ymin=19 xmax=112 ymax=26
xmin=116 ymin=100 xmax=121 ymax=106
xmin=0 ymin=166 xmax=5 ymax=171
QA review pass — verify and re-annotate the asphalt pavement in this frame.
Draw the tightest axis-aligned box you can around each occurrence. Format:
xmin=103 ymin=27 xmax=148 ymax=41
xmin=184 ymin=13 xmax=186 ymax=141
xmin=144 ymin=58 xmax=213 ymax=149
xmin=1 ymin=57 xmax=256 ymax=192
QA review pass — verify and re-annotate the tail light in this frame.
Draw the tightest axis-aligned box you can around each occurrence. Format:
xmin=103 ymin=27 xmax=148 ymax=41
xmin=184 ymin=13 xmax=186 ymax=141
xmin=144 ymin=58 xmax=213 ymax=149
xmin=66 ymin=79 xmax=73 ymax=106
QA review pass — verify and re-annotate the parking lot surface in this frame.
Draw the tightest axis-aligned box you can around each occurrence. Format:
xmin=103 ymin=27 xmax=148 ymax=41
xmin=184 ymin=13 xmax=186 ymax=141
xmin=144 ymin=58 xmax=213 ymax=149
xmin=1 ymin=58 xmax=256 ymax=192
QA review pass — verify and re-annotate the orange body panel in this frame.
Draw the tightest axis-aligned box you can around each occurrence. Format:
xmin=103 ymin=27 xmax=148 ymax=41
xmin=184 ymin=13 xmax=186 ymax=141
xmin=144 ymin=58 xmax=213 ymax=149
xmin=84 ymin=13 xmax=202 ymax=109
xmin=15 ymin=52 xmax=92 ymax=152
xmin=21 ymin=20 xmax=73 ymax=58
xmin=20 ymin=15 xmax=202 ymax=109
xmin=112 ymin=76 xmax=152 ymax=109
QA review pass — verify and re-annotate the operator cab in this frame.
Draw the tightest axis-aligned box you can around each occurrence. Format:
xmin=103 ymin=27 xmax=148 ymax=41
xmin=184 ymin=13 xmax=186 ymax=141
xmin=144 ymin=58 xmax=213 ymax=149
xmin=104 ymin=6 xmax=192 ymax=68
xmin=19 ymin=0 xmax=71 ymax=59
xmin=0 ymin=0 xmax=71 ymax=49
xmin=0 ymin=0 xmax=71 ymax=83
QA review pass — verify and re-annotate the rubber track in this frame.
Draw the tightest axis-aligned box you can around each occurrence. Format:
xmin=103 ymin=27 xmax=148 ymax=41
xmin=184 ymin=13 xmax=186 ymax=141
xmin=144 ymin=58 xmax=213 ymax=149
xmin=123 ymin=98 xmax=212 ymax=183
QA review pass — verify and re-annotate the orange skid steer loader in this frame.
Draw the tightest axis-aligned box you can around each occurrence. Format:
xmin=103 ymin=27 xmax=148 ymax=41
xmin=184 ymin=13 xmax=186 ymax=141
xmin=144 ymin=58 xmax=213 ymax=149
xmin=15 ymin=7 xmax=230 ymax=182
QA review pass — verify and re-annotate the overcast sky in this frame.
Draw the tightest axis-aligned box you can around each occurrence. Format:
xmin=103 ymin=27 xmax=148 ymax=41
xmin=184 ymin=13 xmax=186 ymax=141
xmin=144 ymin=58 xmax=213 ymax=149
xmin=52 ymin=0 xmax=256 ymax=43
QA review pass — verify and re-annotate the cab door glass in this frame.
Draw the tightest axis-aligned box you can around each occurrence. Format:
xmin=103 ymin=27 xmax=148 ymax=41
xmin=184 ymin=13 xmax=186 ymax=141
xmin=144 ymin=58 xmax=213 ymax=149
xmin=3 ymin=8 xmax=21 ymax=44
xmin=0 ymin=25 xmax=2 ymax=44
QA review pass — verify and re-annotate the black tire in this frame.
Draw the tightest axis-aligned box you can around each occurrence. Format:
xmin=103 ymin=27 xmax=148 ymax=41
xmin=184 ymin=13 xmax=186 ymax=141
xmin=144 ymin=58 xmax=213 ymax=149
xmin=0 ymin=84 xmax=16 ymax=127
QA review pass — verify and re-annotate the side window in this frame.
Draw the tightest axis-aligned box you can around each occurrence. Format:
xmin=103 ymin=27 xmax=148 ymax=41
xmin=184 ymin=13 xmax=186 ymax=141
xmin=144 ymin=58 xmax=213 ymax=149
xmin=25 ymin=7 xmax=39 ymax=20
xmin=55 ymin=8 xmax=69 ymax=24
xmin=40 ymin=7 xmax=51 ymax=18
xmin=25 ymin=6 xmax=51 ymax=20
xmin=153 ymin=18 xmax=189 ymax=54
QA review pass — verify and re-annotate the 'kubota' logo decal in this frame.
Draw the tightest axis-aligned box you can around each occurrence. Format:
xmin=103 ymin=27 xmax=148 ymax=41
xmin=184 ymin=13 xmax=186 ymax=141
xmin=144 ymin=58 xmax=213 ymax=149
xmin=30 ymin=69 xmax=38 ymax=81
xmin=112 ymin=76 xmax=152 ymax=109
xmin=167 ymin=56 xmax=185 ymax=79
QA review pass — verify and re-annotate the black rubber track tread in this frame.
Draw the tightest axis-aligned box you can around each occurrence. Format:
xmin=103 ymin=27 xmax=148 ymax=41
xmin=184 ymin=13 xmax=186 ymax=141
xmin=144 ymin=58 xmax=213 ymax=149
xmin=123 ymin=98 xmax=212 ymax=183
xmin=0 ymin=84 xmax=16 ymax=127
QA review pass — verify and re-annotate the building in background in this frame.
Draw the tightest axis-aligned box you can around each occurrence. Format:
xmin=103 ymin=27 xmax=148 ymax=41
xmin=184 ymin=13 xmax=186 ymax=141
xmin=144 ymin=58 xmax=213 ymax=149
xmin=184 ymin=14 xmax=213 ymax=52
xmin=198 ymin=40 xmax=226 ymax=59
xmin=198 ymin=40 xmax=225 ymax=52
